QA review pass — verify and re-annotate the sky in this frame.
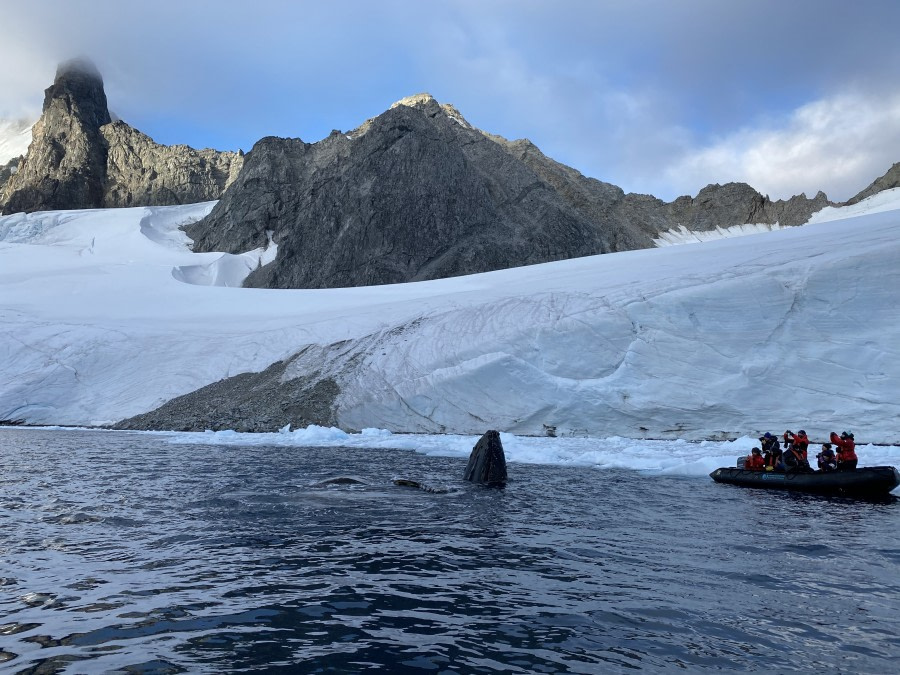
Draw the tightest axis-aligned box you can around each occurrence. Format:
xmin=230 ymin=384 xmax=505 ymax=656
xmin=1 ymin=0 xmax=899 ymax=201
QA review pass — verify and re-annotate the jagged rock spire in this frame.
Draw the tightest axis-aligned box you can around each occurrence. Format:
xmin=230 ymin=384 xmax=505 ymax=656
xmin=1 ymin=58 xmax=111 ymax=213
xmin=0 ymin=60 xmax=242 ymax=214
xmin=45 ymin=58 xmax=112 ymax=128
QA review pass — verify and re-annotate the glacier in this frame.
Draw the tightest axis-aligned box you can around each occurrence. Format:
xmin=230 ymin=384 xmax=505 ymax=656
xmin=1 ymin=190 xmax=899 ymax=442
xmin=0 ymin=118 xmax=33 ymax=164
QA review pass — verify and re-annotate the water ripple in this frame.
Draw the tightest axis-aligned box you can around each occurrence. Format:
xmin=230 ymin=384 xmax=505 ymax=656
xmin=1 ymin=428 xmax=898 ymax=672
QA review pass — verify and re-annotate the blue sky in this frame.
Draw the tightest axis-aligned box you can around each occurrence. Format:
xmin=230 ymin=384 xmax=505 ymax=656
xmin=2 ymin=0 xmax=899 ymax=201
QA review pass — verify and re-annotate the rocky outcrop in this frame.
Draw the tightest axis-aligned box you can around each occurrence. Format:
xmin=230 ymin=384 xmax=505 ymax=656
xmin=845 ymin=162 xmax=900 ymax=205
xmin=115 ymin=354 xmax=340 ymax=432
xmin=656 ymin=183 xmax=830 ymax=231
xmin=1 ymin=59 xmax=111 ymax=213
xmin=498 ymin=138 xmax=830 ymax=235
xmin=188 ymin=94 xmax=620 ymax=289
xmin=102 ymin=121 xmax=243 ymax=207
xmin=0 ymin=157 xmax=20 ymax=195
xmin=188 ymin=93 xmax=834 ymax=289
xmin=0 ymin=59 xmax=242 ymax=214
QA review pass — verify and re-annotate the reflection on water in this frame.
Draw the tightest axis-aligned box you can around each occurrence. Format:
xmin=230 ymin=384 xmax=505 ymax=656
xmin=1 ymin=429 xmax=899 ymax=673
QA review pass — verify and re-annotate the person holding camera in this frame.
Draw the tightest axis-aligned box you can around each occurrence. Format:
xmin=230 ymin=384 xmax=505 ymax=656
xmin=816 ymin=443 xmax=837 ymax=472
xmin=830 ymin=431 xmax=858 ymax=471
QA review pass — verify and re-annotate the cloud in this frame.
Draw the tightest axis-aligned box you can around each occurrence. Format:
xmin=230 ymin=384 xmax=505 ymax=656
xmin=1 ymin=1 xmax=899 ymax=201
xmin=653 ymin=91 xmax=900 ymax=201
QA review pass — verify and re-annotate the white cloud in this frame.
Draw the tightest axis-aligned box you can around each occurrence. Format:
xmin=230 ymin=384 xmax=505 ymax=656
xmin=658 ymin=91 xmax=900 ymax=201
xmin=2 ymin=2 xmax=899 ymax=203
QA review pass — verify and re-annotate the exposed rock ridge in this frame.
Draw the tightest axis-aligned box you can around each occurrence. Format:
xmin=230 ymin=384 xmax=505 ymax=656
xmin=102 ymin=121 xmax=243 ymax=207
xmin=189 ymin=95 xmax=617 ymax=289
xmin=845 ymin=162 xmax=900 ymax=205
xmin=0 ymin=59 xmax=243 ymax=214
xmin=188 ymin=93 xmax=835 ymax=289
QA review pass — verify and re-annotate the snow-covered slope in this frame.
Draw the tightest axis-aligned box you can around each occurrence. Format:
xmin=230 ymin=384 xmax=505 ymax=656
xmin=1 ymin=190 xmax=899 ymax=441
xmin=0 ymin=118 xmax=33 ymax=163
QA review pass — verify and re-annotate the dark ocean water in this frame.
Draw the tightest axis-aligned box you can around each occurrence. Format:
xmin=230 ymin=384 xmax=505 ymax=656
xmin=1 ymin=429 xmax=898 ymax=674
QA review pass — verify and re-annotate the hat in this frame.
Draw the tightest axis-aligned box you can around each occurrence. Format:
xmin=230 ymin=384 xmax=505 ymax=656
xmin=752 ymin=447 xmax=761 ymax=454
xmin=798 ymin=430 xmax=806 ymax=436
xmin=764 ymin=432 xmax=773 ymax=439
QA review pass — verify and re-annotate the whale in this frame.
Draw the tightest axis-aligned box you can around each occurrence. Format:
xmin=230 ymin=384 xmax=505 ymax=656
xmin=311 ymin=430 xmax=508 ymax=490
xmin=311 ymin=476 xmax=368 ymax=487
xmin=464 ymin=430 xmax=507 ymax=486
xmin=312 ymin=476 xmax=452 ymax=493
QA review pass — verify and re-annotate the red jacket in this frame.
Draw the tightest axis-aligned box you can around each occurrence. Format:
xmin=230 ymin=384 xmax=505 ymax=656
xmin=784 ymin=431 xmax=810 ymax=455
xmin=830 ymin=432 xmax=858 ymax=462
xmin=745 ymin=454 xmax=765 ymax=471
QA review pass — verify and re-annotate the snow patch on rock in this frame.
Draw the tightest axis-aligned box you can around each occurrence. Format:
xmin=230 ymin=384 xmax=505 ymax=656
xmin=654 ymin=222 xmax=786 ymax=246
xmin=0 ymin=118 xmax=33 ymax=163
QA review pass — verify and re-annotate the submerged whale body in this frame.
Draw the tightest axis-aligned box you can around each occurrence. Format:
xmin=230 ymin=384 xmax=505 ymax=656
xmin=312 ymin=476 xmax=368 ymax=487
xmin=464 ymin=430 xmax=507 ymax=486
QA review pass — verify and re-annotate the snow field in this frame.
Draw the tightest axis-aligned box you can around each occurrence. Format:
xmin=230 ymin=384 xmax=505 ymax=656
xmin=1 ymin=190 xmax=899 ymax=440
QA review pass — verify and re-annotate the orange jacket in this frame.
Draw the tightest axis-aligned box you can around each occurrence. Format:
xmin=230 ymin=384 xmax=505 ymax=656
xmin=745 ymin=454 xmax=765 ymax=471
xmin=830 ymin=432 xmax=858 ymax=462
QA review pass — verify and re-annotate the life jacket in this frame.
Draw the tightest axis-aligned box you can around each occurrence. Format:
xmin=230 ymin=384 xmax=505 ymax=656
xmin=745 ymin=454 xmax=765 ymax=471
xmin=784 ymin=446 xmax=809 ymax=470
xmin=783 ymin=431 xmax=810 ymax=453
xmin=830 ymin=432 xmax=858 ymax=462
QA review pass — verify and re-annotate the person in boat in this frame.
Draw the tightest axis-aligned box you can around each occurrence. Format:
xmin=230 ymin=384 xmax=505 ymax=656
xmin=783 ymin=430 xmax=811 ymax=459
xmin=759 ymin=432 xmax=780 ymax=457
xmin=831 ymin=431 xmax=858 ymax=471
xmin=745 ymin=447 xmax=765 ymax=471
xmin=759 ymin=433 xmax=780 ymax=470
xmin=762 ymin=442 xmax=782 ymax=471
xmin=783 ymin=443 xmax=813 ymax=473
xmin=816 ymin=443 xmax=837 ymax=472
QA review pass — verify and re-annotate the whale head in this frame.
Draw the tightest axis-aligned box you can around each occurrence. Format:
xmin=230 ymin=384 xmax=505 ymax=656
xmin=464 ymin=430 xmax=507 ymax=486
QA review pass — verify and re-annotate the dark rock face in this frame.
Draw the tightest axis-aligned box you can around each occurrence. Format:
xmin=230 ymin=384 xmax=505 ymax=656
xmin=2 ymin=59 xmax=110 ymax=213
xmin=846 ymin=162 xmax=900 ymax=205
xmin=657 ymin=183 xmax=830 ymax=230
xmin=102 ymin=121 xmax=243 ymax=207
xmin=1 ymin=59 xmax=242 ymax=215
xmin=464 ymin=430 xmax=508 ymax=486
xmin=189 ymin=95 xmax=619 ymax=289
xmin=114 ymin=356 xmax=339 ymax=432
xmin=188 ymin=94 xmax=834 ymax=289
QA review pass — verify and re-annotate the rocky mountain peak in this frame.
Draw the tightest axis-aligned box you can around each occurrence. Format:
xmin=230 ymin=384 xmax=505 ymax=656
xmin=1 ymin=61 xmax=243 ymax=214
xmin=0 ymin=58 xmax=113 ymax=212
xmin=390 ymin=92 xmax=439 ymax=109
xmin=390 ymin=93 xmax=474 ymax=129
xmin=44 ymin=57 xmax=111 ymax=129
